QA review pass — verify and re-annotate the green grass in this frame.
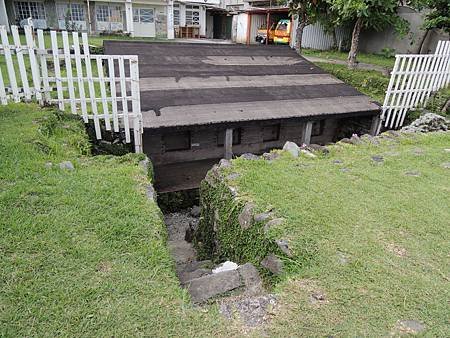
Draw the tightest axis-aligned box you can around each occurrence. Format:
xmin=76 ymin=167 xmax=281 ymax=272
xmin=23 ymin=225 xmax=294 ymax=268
xmin=221 ymin=132 xmax=450 ymax=336
xmin=0 ymin=104 xmax=236 ymax=337
xmin=315 ymin=62 xmax=390 ymax=103
xmin=303 ymin=48 xmax=396 ymax=68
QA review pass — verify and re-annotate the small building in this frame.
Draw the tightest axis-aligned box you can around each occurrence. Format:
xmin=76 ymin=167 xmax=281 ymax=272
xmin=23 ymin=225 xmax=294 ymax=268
xmin=104 ymin=41 xmax=381 ymax=193
xmin=1 ymin=0 xmax=218 ymax=39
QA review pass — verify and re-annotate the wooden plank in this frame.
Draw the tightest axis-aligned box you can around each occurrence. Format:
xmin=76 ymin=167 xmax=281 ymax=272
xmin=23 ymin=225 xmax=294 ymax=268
xmin=421 ymin=41 xmax=442 ymax=104
xmin=301 ymin=121 xmax=312 ymax=145
xmin=0 ymin=26 xmax=19 ymax=102
xmin=72 ymin=32 xmax=88 ymax=123
xmin=24 ymin=25 xmax=42 ymax=103
xmin=82 ymin=33 xmax=101 ymax=139
xmin=395 ymin=56 xmax=422 ymax=128
xmin=224 ymin=128 xmax=233 ymax=159
xmin=11 ymin=26 xmax=31 ymax=100
xmin=95 ymin=56 xmax=111 ymax=130
xmin=107 ymin=57 xmax=120 ymax=132
xmin=50 ymin=30 xmax=64 ymax=110
xmin=129 ymin=56 xmax=142 ymax=151
xmin=62 ymin=31 xmax=77 ymax=114
xmin=37 ymin=29 xmax=50 ymax=102
xmin=388 ymin=57 xmax=412 ymax=128
xmin=118 ymin=56 xmax=131 ymax=143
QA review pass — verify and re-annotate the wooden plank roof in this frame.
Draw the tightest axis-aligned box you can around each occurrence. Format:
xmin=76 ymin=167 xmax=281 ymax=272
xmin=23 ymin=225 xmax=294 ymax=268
xmin=104 ymin=41 xmax=380 ymax=129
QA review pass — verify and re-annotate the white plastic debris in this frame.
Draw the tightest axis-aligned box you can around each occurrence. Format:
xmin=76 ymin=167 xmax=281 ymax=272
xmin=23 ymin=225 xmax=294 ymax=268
xmin=212 ymin=261 xmax=238 ymax=274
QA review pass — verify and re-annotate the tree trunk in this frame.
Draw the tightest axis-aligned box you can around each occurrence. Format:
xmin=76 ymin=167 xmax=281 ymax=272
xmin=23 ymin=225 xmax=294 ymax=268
xmin=348 ymin=17 xmax=363 ymax=69
xmin=296 ymin=20 xmax=306 ymax=54
xmin=417 ymin=29 xmax=430 ymax=54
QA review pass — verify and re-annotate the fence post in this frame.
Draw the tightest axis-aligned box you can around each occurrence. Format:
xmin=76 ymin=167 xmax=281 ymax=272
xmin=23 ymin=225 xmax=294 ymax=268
xmin=37 ymin=30 xmax=50 ymax=103
xmin=130 ymin=56 xmax=143 ymax=153
xmin=24 ymin=25 xmax=42 ymax=104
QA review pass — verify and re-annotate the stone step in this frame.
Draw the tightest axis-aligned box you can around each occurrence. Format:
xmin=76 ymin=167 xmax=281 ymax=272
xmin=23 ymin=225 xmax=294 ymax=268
xmin=179 ymin=268 xmax=212 ymax=284
xmin=185 ymin=269 xmax=242 ymax=303
xmin=184 ymin=263 xmax=263 ymax=303
xmin=167 ymin=240 xmax=197 ymax=265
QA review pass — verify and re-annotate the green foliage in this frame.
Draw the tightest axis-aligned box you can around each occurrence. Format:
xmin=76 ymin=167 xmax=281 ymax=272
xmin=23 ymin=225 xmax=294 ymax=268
xmin=329 ymin=0 xmax=410 ymax=35
xmin=194 ymin=175 xmax=282 ymax=274
xmin=422 ymin=0 xmax=450 ymax=34
xmin=227 ymin=132 xmax=450 ymax=336
xmin=315 ymin=62 xmax=390 ymax=102
xmin=380 ymin=47 xmax=396 ymax=58
xmin=425 ymin=87 xmax=450 ymax=117
xmin=303 ymin=48 xmax=396 ymax=68
xmin=0 ymin=103 xmax=237 ymax=336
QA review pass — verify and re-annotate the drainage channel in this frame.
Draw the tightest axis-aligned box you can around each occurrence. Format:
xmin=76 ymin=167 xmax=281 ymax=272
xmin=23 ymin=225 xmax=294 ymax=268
xmin=163 ymin=205 xmax=277 ymax=327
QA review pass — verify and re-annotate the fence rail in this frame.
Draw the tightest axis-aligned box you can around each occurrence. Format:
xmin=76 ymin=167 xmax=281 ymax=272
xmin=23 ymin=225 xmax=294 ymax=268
xmin=0 ymin=25 xmax=143 ymax=152
xmin=381 ymin=40 xmax=450 ymax=130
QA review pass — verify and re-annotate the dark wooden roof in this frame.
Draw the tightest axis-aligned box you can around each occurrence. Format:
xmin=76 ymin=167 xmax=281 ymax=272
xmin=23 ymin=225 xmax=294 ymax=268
xmin=104 ymin=41 xmax=380 ymax=129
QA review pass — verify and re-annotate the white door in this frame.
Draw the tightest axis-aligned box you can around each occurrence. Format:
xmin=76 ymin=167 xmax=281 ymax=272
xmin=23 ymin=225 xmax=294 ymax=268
xmin=133 ymin=7 xmax=155 ymax=37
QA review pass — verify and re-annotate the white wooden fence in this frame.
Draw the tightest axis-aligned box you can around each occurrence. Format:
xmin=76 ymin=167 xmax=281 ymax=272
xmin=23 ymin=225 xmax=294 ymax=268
xmin=380 ymin=40 xmax=450 ymax=130
xmin=0 ymin=25 xmax=143 ymax=152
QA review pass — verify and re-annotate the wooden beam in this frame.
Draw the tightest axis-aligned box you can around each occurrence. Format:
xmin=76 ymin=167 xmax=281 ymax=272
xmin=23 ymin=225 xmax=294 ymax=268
xmin=246 ymin=14 xmax=252 ymax=45
xmin=224 ymin=128 xmax=233 ymax=160
xmin=301 ymin=121 xmax=313 ymax=145
xmin=370 ymin=114 xmax=381 ymax=136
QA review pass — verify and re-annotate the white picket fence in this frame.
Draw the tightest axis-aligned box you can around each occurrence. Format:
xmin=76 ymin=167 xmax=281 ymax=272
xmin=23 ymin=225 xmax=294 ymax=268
xmin=0 ymin=25 xmax=143 ymax=152
xmin=381 ymin=40 xmax=450 ymax=130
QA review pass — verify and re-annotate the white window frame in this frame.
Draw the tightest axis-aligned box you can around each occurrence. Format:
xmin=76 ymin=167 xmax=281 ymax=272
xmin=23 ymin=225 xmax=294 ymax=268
xmin=96 ymin=4 xmax=122 ymax=23
xmin=133 ymin=8 xmax=154 ymax=24
xmin=173 ymin=3 xmax=180 ymax=26
xmin=57 ymin=3 xmax=85 ymax=22
xmin=185 ymin=5 xmax=199 ymax=26
xmin=14 ymin=1 xmax=46 ymax=21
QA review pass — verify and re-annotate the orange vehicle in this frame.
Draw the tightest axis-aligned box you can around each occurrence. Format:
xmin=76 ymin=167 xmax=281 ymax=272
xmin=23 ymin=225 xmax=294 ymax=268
xmin=255 ymin=22 xmax=277 ymax=44
xmin=273 ymin=19 xmax=291 ymax=44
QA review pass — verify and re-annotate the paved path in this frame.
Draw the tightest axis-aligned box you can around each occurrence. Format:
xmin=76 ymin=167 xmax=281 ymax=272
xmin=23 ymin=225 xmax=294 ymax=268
xmin=303 ymin=55 xmax=391 ymax=75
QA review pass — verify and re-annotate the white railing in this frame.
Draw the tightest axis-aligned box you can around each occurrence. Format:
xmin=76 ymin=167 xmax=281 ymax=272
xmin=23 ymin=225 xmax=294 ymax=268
xmin=0 ymin=25 xmax=143 ymax=152
xmin=380 ymin=40 xmax=450 ymax=130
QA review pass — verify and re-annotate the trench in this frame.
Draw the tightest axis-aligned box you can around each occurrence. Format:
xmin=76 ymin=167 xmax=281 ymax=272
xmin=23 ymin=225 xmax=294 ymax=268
xmin=158 ymin=191 xmax=277 ymax=327
xmin=82 ymin=124 xmax=277 ymax=323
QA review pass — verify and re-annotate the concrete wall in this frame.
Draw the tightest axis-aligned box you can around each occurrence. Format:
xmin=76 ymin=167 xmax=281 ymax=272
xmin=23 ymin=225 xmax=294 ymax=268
xmin=233 ymin=12 xmax=247 ymax=44
xmin=0 ymin=0 xmax=9 ymax=30
xmin=359 ymin=6 xmax=449 ymax=54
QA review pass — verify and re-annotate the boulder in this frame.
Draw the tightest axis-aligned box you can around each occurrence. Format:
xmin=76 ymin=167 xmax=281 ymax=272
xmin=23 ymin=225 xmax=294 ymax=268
xmin=59 ymin=161 xmax=74 ymax=170
xmin=402 ymin=112 xmax=449 ymax=133
xmin=240 ymin=153 xmax=259 ymax=160
xmin=261 ymin=254 xmax=284 ymax=275
xmin=238 ymin=203 xmax=254 ymax=229
xmin=283 ymin=141 xmax=300 ymax=157
xmin=262 ymin=152 xmax=280 ymax=161
xmin=190 ymin=205 xmax=201 ymax=217
xmin=186 ymin=269 xmax=242 ymax=303
xmin=275 ymin=239 xmax=293 ymax=257
xmin=238 ymin=263 xmax=263 ymax=295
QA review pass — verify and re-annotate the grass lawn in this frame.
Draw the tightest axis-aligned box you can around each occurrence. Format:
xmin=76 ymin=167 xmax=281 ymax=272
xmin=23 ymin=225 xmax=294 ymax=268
xmin=303 ymin=48 xmax=396 ymax=69
xmin=220 ymin=132 xmax=450 ymax=336
xmin=315 ymin=62 xmax=390 ymax=103
xmin=0 ymin=104 xmax=235 ymax=336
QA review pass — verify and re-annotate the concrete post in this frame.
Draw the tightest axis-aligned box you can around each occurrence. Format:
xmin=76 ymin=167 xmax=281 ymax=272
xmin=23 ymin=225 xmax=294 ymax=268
xmin=370 ymin=114 xmax=382 ymax=136
xmin=301 ymin=121 xmax=313 ymax=145
xmin=125 ymin=0 xmax=134 ymax=37
xmin=224 ymin=128 xmax=233 ymax=160
xmin=167 ymin=0 xmax=174 ymax=40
